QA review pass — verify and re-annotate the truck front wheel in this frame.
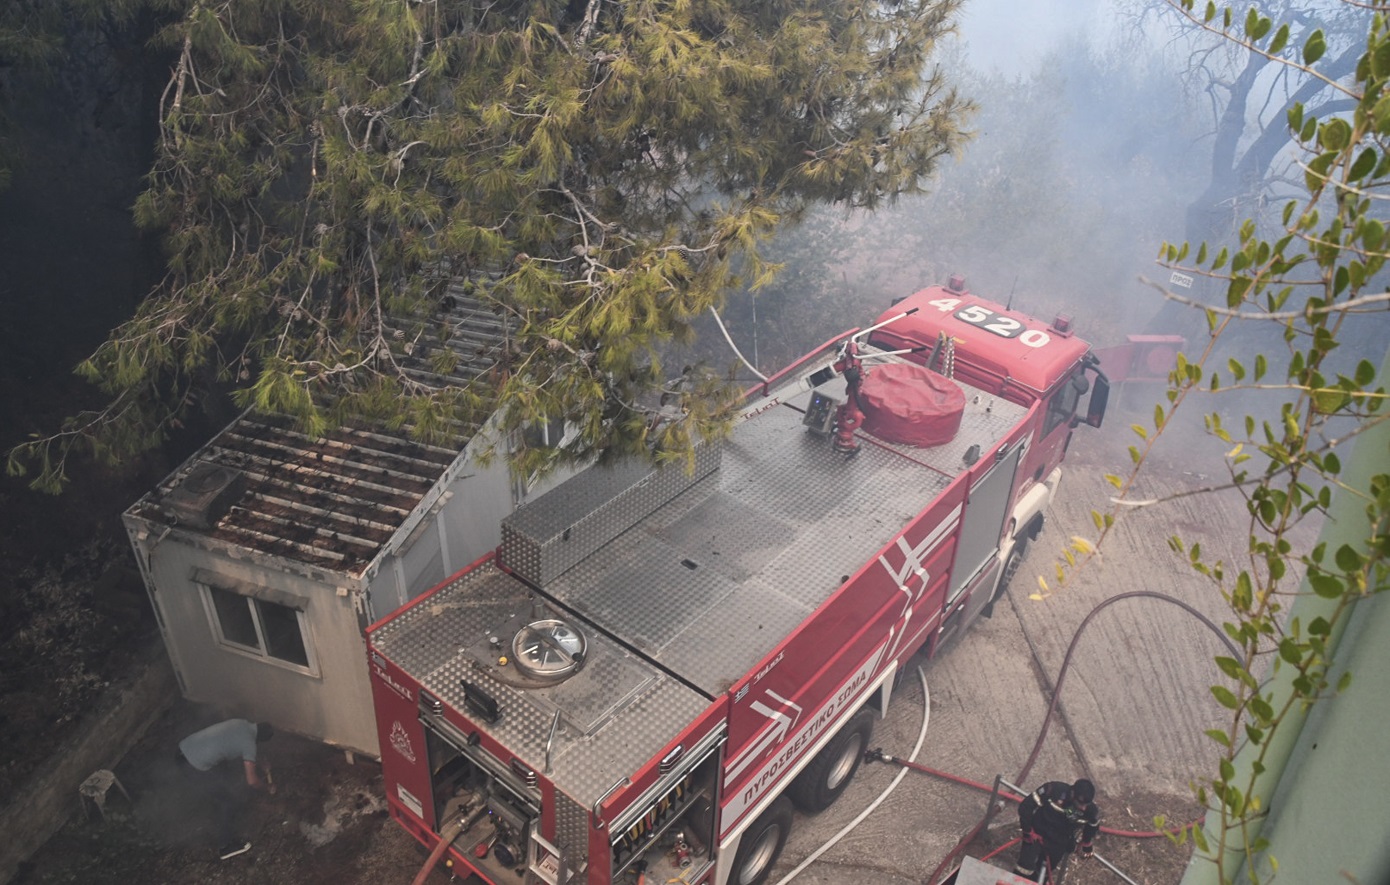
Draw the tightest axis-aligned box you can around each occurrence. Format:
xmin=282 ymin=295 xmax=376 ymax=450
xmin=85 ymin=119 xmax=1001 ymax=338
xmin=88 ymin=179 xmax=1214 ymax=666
xmin=983 ymin=540 xmax=1028 ymax=619
xmin=732 ymin=796 xmax=793 ymax=885
xmin=788 ymin=708 xmax=874 ymax=813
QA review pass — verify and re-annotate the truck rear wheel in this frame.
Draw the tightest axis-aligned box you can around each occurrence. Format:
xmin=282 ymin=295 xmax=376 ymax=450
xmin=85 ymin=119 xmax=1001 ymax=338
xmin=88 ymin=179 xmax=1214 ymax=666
xmin=788 ymin=708 xmax=874 ymax=813
xmin=732 ymin=796 xmax=793 ymax=885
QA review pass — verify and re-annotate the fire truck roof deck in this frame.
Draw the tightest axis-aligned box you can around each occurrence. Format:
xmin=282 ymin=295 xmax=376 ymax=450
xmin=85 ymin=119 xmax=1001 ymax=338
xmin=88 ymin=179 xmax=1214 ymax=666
xmin=368 ymin=349 xmax=1030 ymax=809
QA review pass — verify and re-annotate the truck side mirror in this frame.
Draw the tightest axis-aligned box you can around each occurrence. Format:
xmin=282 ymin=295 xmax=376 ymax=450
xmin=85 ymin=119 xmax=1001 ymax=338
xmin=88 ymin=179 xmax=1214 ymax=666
xmin=1082 ymin=373 xmax=1109 ymax=429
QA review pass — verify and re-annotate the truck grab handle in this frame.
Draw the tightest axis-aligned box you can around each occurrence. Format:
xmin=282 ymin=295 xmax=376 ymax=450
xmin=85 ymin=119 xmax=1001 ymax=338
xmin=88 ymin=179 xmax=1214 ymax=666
xmin=592 ymin=777 xmax=631 ymax=828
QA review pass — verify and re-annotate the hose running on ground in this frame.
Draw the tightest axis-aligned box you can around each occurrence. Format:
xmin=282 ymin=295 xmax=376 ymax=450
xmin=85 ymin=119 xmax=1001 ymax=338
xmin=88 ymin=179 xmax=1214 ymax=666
xmin=769 ymin=665 xmax=931 ymax=885
xmin=869 ymin=752 xmax=1199 ymax=838
xmin=922 ymin=590 xmax=1239 ymax=885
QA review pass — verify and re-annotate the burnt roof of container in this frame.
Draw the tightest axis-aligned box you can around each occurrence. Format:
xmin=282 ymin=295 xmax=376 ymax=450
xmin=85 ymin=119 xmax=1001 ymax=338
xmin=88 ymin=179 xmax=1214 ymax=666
xmin=125 ymin=281 xmax=511 ymax=578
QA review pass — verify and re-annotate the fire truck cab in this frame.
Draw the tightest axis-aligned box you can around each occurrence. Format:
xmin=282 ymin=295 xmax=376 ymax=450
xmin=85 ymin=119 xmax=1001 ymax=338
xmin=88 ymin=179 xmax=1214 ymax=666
xmin=366 ymin=277 xmax=1108 ymax=885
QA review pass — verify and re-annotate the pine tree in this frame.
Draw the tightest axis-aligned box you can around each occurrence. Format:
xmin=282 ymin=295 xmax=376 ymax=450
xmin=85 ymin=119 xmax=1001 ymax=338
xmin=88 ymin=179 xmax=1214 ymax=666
xmin=10 ymin=0 xmax=970 ymax=489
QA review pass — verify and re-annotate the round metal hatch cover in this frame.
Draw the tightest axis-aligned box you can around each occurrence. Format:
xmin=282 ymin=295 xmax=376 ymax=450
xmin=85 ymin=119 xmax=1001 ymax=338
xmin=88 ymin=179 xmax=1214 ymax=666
xmin=511 ymin=618 xmax=586 ymax=683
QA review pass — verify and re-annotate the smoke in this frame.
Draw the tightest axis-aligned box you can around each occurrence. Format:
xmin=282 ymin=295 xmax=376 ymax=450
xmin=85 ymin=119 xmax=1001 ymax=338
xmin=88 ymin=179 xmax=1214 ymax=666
xmin=703 ymin=1 xmax=1384 ymax=402
xmin=707 ymin=4 xmax=1205 ymax=379
xmin=955 ymin=0 xmax=1118 ymax=78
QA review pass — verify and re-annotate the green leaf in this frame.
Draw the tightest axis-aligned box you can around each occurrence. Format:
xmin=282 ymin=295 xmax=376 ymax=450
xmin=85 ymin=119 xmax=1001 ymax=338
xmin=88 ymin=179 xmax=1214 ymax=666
xmin=1372 ymin=36 xmax=1390 ymax=79
xmin=1205 ymin=728 xmax=1232 ymax=748
xmin=1303 ymin=29 xmax=1326 ymax=64
xmin=1355 ymin=359 xmax=1377 ymax=386
xmin=1363 ymin=218 xmax=1386 ymax=252
xmin=1287 ymin=103 xmax=1305 ymax=136
xmin=1349 ymin=148 xmax=1378 ymax=182
xmin=1334 ymin=544 xmax=1365 ymax=572
xmin=1211 ymin=685 xmax=1240 ymax=710
xmin=1306 ymin=151 xmax=1338 ymax=192
xmin=1243 ymin=8 xmax=1274 ymax=42
xmin=1319 ymin=119 xmax=1352 ymax=152
xmin=1249 ymin=695 xmax=1274 ymax=724
xmin=1215 ymin=656 xmax=1243 ymax=680
xmin=1232 ymin=572 xmax=1253 ymax=611
xmin=1309 ymin=573 xmax=1344 ymax=599
xmin=1225 ymin=783 xmax=1245 ymax=814
xmin=1372 ymin=94 xmax=1390 ymax=137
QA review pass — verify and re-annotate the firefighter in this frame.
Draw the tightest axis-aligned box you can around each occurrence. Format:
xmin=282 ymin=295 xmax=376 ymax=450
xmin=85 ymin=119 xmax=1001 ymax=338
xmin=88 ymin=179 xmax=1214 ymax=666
xmin=176 ymin=718 xmax=276 ymax=860
xmin=1013 ymin=778 xmax=1100 ymax=883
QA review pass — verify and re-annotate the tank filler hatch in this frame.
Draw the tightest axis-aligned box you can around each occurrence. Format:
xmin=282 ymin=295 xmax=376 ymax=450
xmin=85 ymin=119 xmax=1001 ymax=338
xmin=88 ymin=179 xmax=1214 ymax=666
xmin=511 ymin=618 xmax=587 ymax=683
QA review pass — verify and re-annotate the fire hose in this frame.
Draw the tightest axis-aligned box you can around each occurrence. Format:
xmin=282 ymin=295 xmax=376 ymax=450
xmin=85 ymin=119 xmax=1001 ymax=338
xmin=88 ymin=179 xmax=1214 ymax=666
xmin=772 ymin=591 xmax=1230 ymax=885
xmin=915 ymin=590 xmax=1239 ymax=885
xmin=863 ymin=751 xmax=1198 ymax=840
xmin=862 ymin=755 xmax=1149 ymax=885
xmin=769 ymin=665 xmax=932 ymax=885
xmin=412 ymin=802 xmax=486 ymax=885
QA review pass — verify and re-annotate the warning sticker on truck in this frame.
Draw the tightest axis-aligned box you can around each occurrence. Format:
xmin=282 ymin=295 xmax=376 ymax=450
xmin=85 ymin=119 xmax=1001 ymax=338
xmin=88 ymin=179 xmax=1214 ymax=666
xmin=721 ymin=651 xmax=880 ymax=833
xmin=397 ymin=783 xmax=423 ymax=819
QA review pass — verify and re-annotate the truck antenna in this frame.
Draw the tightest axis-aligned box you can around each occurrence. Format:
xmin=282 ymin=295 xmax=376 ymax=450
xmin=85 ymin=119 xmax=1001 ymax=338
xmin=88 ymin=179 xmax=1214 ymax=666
xmin=1006 ymin=275 xmax=1018 ymax=311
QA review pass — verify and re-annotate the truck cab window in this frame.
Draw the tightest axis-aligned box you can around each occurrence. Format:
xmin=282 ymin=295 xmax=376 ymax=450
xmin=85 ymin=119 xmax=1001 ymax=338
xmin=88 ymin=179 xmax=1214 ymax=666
xmin=1043 ymin=371 xmax=1089 ymax=437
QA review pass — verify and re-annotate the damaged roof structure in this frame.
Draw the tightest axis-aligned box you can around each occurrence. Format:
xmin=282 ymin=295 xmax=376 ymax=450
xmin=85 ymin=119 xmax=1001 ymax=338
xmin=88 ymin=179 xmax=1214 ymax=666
xmin=124 ymin=280 xmax=532 ymax=755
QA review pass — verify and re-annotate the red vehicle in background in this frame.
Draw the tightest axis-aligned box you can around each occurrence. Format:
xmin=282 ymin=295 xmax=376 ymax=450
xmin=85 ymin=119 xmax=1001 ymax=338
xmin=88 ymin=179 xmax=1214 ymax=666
xmin=367 ymin=276 xmax=1109 ymax=885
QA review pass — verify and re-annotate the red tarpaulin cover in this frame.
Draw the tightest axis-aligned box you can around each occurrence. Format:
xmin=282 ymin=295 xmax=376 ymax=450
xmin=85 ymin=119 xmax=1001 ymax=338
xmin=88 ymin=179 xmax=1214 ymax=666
xmin=857 ymin=362 xmax=965 ymax=447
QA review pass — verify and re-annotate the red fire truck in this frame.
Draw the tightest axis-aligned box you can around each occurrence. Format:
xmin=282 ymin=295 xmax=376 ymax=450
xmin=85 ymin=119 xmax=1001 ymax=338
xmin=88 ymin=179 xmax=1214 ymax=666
xmin=366 ymin=276 xmax=1110 ymax=885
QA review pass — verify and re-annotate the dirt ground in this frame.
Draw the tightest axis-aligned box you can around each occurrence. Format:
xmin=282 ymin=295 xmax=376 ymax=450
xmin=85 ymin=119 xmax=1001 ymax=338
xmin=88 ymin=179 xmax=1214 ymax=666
xmin=12 ymin=697 xmax=475 ymax=885
xmin=14 ymin=669 xmax=1194 ymax=885
xmin=763 ymin=659 xmax=1203 ymax=885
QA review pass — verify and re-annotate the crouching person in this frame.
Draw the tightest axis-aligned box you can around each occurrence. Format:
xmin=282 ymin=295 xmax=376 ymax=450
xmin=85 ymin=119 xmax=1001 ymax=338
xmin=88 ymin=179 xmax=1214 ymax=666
xmin=176 ymin=718 xmax=275 ymax=860
xmin=1014 ymin=778 xmax=1100 ymax=883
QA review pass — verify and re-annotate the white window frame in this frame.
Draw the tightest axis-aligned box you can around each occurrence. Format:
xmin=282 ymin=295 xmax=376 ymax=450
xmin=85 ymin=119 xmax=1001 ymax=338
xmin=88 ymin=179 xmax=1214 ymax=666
xmin=517 ymin=416 xmax=579 ymax=495
xmin=523 ymin=415 xmax=569 ymax=450
xmin=195 ymin=575 xmax=319 ymax=677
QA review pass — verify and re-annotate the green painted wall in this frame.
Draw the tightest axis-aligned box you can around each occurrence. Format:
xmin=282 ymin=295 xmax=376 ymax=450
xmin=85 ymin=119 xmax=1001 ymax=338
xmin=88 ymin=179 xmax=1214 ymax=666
xmin=1183 ymin=349 xmax=1390 ymax=885
xmin=1248 ymin=590 xmax=1390 ymax=883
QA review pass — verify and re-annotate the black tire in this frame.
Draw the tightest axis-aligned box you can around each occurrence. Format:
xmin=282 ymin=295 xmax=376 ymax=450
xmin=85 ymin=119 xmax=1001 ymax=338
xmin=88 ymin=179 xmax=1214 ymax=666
xmin=731 ymin=796 xmax=793 ymax=885
xmin=983 ymin=540 xmax=1027 ymax=618
xmin=787 ymin=708 xmax=874 ymax=813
